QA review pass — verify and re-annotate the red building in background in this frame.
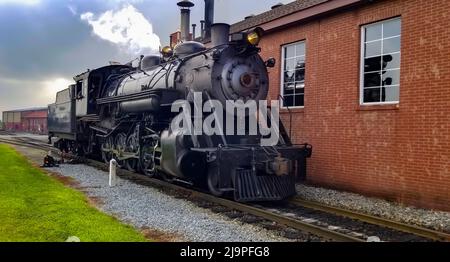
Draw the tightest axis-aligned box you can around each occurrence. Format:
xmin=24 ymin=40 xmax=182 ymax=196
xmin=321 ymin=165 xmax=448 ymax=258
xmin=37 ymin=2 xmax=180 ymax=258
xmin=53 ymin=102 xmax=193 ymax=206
xmin=2 ymin=108 xmax=48 ymax=134
xmin=230 ymin=0 xmax=450 ymax=211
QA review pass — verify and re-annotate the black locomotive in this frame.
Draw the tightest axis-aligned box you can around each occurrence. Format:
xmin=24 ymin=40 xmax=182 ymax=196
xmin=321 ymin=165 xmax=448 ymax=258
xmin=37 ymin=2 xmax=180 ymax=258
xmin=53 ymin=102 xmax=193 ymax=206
xmin=48 ymin=23 xmax=312 ymax=202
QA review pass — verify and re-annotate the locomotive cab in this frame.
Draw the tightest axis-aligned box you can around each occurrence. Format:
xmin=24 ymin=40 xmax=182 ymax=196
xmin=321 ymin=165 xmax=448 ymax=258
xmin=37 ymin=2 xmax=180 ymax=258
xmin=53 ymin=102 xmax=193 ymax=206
xmin=74 ymin=77 xmax=88 ymax=117
xmin=74 ymin=65 xmax=135 ymax=117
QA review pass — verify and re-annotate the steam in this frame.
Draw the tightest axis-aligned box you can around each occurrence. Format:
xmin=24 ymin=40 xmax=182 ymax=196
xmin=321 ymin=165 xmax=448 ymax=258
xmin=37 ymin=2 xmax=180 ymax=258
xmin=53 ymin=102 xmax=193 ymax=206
xmin=81 ymin=4 xmax=161 ymax=55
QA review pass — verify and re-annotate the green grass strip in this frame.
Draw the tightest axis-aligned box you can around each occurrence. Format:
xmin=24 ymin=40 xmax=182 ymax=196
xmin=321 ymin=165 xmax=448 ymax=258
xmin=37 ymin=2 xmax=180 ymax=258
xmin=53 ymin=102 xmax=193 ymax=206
xmin=0 ymin=144 xmax=147 ymax=242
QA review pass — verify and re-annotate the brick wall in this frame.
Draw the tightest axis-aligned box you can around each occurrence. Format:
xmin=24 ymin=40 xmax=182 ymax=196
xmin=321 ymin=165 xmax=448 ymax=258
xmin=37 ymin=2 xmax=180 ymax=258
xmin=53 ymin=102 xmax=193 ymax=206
xmin=259 ymin=0 xmax=450 ymax=210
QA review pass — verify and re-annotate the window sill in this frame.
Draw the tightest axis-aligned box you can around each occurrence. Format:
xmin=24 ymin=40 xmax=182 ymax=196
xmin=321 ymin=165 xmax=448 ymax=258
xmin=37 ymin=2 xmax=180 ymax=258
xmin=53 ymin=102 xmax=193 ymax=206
xmin=357 ymin=104 xmax=400 ymax=111
xmin=280 ymin=107 xmax=305 ymax=114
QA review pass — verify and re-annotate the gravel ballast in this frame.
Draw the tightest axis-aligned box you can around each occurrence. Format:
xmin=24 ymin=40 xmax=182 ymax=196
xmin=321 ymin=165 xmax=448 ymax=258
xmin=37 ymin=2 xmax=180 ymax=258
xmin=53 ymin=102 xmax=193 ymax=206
xmin=46 ymin=164 xmax=290 ymax=242
xmin=296 ymin=184 xmax=450 ymax=232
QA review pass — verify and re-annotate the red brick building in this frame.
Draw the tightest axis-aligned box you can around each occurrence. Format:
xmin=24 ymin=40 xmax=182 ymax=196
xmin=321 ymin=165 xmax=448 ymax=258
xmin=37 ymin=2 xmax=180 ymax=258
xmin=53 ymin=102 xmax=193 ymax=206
xmin=2 ymin=108 xmax=48 ymax=134
xmin=231 ymin=0 xmax=450 ymax=211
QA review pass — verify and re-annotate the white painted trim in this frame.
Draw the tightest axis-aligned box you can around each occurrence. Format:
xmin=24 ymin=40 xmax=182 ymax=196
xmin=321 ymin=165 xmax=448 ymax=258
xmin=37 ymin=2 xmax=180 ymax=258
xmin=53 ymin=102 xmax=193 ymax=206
xmin=365 ymin=35 xmax=401 ymax=44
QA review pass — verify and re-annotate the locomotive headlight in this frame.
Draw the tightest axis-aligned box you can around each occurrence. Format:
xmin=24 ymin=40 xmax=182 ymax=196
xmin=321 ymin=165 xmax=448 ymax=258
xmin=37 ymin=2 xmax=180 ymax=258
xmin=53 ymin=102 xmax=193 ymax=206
xmin=246 ymin=27 xmax=264 ymax=46
xmin=247 ymin=31 xmax=261 ymax=46
xmin=161 ymin=46 xmax=174 ymax=58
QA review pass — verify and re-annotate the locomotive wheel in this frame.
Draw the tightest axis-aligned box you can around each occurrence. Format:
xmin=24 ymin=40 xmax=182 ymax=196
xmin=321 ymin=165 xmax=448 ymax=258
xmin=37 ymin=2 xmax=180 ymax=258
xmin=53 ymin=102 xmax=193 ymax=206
xmin=114 ymin=133 xmax=127 ymax=168
xmin=101 ymin=136 xmax=114 ymax=164
xmin=73 ymin=142 xmax=88 ymax=157
xmin=126 ymin=159 xmax=139 ymax=172
xmin=125 ymin=134 xmax=140 ymax=172
xmin=207 ymin=170 xmax=224 ymax=197
xmin=81 ymin=143 xmax=89 ymax=156
xmin=140 ymin=142 xmax=156 ymax=178
xmin=59 ymin=140 xmax=70 ymax=154
xmin=65 ymin=141 xmax=75 ymax=154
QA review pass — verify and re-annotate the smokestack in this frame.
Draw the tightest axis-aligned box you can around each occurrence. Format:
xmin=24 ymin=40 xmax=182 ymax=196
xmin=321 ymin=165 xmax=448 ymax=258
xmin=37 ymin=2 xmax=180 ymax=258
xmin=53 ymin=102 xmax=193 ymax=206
xmin=200 ymin=20 xmax=205 ymax=39
xmin=192 ymin=24 xmax=197 ymax=39
xmin=211 ymin=23 xmax=230 ymax=47
xmin=177 ymin=0 xmax=194 ymax=42
xmin=204 ymin=0 xmax=214 ymax=40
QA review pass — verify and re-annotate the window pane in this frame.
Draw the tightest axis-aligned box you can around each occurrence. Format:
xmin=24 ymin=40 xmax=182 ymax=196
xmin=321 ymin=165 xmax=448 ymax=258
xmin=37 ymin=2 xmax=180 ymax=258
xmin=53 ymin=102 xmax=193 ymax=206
xmin=383 ymin=19 xmax=401 ymax=38
xmin=282 ymin=41 xmax=306 ymax=107
xmin=284 ymin=81 xmax=295 ymax=89
xmin=295 ymin=95 xmax=304 ymax=107
xmin=365 ymin=24 xmax=382 ymax=42
xmin=382 ymin=86 xmax=399 ymax=102
xmin=295 ymin=43 xmax=305 ymax=57
xmin=365 ymin=40 xmax=382 ymax=57
xmin=283 ymin=84 xmax=294 ymax=95
xmin=295 ymin=69 xmax=305 ymax=82
xmin=364 ymin=72 xmax=381 ymax=87
xmin=284 ymin=95 xmax=294 ymax=107
xmin=383 ymin=36 xmax=401 ymax=54
xmin=383 ymin=53 xmax=401 ymax=70
xmin=285 ymin=45 xmax=295 ymax=59
xmin=284 ymin=70 xmax=295 ymax=83
xmin=295 ymin=84 xmax=304 ymax=93
xmin=364 ymin=88 xmax=381 ymax=103
xmin=365 ymin=57 xmax=382 ymax=72
xmin=295 ymin=58 xmax=305 ymax=69
xmin=382 ymin=69 xmax=400 ymax=86
xmin=284 ymin=58 xmax=296 ymax=71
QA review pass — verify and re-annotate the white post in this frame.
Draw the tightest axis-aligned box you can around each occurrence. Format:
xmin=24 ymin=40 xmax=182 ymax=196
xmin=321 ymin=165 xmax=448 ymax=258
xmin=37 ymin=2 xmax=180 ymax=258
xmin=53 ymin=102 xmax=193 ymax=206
xmin=109 ymin=159 xmax=117 ymax=187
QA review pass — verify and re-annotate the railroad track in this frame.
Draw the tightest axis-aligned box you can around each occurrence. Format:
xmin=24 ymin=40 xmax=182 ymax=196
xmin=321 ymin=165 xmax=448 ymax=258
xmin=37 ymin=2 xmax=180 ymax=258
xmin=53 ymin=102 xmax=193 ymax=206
xmin=289 ymin=198 xmax=450 ymax=242
xmin=0 ymin=137 xmax=55 ymax=152
xmin=0 ymin=138 xmax=363 ymax=242
xmin=84 ymin=158 xmax=363 ymax=242
xmin=2 ymin=138 xmax=448 ymax=242
xmin=0 ymin=130 xmax=14 ymax=135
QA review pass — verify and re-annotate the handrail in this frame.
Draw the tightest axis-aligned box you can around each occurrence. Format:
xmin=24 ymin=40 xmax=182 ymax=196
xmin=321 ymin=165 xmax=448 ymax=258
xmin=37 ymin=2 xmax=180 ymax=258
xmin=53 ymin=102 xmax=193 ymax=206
xmin=278 ymin=95 xmax=293 ymax=139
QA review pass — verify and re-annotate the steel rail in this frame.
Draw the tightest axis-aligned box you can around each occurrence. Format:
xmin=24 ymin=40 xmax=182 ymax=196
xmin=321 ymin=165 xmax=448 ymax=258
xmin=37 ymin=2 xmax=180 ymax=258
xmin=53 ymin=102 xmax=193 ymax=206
xmin=6 ymin=138 xmax=449 ymax=242
xmin=0 ymin=138 xmax=55 ymax=152
xmin=194 ymin=193 xmax=365 ymax=242
xmin=0 ymin=139 xmax=364 ymax=242
xmin=290 ymin=198 xmax=450 ymax=242
xmin=1 ymin=140 xmax=55 ymax=150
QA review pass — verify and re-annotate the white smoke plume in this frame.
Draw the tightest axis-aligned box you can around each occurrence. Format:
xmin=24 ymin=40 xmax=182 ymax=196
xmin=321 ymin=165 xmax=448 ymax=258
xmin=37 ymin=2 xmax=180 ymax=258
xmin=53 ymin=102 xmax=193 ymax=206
xmin=81 ymin=4 xmax=161 ymax=55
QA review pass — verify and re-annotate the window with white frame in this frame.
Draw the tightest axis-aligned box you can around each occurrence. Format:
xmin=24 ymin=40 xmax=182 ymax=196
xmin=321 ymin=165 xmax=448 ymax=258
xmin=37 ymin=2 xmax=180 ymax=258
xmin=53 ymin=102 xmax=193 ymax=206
xmin=361 ymin=18 xmax=401 ymax=104
xmin=281 ymin=41 xmax=305 ymax=107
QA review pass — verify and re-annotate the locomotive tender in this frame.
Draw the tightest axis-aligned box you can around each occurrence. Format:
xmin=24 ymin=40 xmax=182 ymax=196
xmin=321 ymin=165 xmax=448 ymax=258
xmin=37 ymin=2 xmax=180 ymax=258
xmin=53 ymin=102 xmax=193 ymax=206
xmin=48 ymin=2 xmax=311 ymax=202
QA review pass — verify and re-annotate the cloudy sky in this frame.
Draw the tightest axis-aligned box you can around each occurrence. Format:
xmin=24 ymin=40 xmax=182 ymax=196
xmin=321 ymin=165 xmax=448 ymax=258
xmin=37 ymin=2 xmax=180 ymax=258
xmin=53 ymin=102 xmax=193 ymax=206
xmin=0 ymin=0 xmax=292 ymax=119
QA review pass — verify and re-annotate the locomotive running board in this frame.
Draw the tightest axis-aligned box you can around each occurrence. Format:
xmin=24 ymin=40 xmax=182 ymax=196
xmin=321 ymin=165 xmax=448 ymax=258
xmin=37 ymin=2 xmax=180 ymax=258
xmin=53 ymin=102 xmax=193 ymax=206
xmin=234 ymin=169 xmax=296 ymax=202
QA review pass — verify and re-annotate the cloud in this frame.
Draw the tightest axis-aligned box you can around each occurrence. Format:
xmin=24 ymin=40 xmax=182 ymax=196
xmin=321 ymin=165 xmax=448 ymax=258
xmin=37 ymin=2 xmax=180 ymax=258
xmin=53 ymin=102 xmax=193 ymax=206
xmin=67 ymin=4 xmax=77 ymax=15
xmin=0 ymin=76 xmax=72 ymax=118
xmin=42 ymin=77 xmax=73 ymax=96
xmin=80 ymin=4 xmax=161 ymax=55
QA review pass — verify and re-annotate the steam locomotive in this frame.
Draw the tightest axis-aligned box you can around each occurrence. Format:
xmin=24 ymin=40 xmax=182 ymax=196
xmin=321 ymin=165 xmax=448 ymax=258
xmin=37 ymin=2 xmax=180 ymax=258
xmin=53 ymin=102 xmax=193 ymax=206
xmin=48 ymin=23 xmax=312 ymax=202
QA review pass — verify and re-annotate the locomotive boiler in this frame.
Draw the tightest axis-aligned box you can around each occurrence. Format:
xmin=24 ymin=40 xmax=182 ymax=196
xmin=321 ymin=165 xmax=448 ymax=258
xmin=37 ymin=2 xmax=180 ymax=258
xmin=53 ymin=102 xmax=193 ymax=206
xmin=48 ymin=1 xmax=312 ymax=202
